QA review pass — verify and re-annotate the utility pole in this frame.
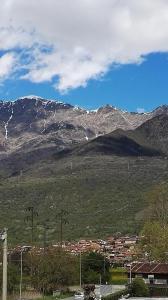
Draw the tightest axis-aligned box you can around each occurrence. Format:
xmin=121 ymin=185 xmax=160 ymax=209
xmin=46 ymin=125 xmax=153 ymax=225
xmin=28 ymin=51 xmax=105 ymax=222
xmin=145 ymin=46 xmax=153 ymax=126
xmin=42 ymin=220 xmax=49 ymax=252
xmin=56 ymin=209 xmax=69 ymax=248
xmin=1 ymin=229 xmax=7 ymax=300
xmin=103 ymin=256 xmax=106 ymax=275
xmin=43 ymin=225 xmax=47 ymax=251
xmin=103 ymin=246 xmax=106 ymax=276
xmin=25 ymin=207 xmax=38 ymax=281
xmin=25 ymin=206 xmax=38 ymax=243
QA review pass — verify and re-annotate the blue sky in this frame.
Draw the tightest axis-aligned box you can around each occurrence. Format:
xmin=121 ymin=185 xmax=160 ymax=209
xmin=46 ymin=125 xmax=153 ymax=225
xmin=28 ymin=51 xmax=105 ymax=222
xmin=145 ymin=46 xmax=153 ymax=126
xmin=1 ymin=0 xmax=168 ymax=112
xmin=1 ymin=52 xmax=168 ymax=112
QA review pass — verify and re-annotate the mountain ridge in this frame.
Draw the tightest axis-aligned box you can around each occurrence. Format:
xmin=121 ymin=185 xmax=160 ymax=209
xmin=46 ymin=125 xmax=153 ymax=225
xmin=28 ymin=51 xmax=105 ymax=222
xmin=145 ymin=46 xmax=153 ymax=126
xmin=1 ymin=95 xmax=168 ymax=113
xmin=0 ymin=95 xmax=167 ymax=162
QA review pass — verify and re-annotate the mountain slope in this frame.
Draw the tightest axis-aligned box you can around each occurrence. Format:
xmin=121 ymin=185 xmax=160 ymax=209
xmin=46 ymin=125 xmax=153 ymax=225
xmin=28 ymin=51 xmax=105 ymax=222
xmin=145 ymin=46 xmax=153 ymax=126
xmin=0 ymin=113 xmax=165 ymax=178
xmin=0 ymin=97 xmax=167 ymax=243
xmin=1 ymin=150 xmax=167 ymax=244
xmin=65 ymin=129 xmax=161 ymax=157
xmin=134 ymin=114 xmax=168 ymax=155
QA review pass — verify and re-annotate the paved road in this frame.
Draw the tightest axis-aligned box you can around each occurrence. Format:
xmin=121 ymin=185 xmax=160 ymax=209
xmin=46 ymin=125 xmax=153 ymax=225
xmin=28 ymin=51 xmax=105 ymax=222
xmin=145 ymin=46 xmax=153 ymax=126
xmin=100 ymin=284 xmax=125 ymax=296
xmin=66 ymin=285 xmax=126 ymax=300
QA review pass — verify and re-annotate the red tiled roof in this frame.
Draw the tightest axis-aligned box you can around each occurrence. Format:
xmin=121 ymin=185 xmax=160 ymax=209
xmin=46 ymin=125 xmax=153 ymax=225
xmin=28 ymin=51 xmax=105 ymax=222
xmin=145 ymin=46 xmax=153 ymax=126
xmin=130 ymin=263 xmax=168 ymax=274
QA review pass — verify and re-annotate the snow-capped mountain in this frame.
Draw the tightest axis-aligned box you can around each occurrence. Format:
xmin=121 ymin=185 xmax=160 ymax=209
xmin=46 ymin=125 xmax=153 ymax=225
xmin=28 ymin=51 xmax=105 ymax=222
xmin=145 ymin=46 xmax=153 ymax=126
xmin=0 ymin=95 xmax=167 ymax=155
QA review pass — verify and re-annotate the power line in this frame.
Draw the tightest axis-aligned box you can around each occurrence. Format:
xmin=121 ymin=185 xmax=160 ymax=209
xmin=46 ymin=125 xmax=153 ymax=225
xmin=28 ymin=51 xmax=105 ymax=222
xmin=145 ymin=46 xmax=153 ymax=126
xmin=25 ymin=206 xmax=38 ymax=244
xmin=56 ymin=209 xmax=69 ymax=248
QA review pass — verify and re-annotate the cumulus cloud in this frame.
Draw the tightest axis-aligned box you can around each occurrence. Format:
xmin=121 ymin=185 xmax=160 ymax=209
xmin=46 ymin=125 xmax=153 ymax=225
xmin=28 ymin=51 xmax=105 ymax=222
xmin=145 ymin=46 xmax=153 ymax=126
xmin=0 ymin=52 xmax=17 ymax=82
xmin=1 ymin=0 xmax=168 ymax=91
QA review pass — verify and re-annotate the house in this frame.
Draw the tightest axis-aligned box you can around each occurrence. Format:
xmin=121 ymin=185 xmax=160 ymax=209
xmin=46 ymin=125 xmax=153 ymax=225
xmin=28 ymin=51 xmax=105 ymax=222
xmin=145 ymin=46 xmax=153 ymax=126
xmin=124 ymin=237 xmax=137 ymax=246
xmin=129 ymin=263 xmax=168 ymax=285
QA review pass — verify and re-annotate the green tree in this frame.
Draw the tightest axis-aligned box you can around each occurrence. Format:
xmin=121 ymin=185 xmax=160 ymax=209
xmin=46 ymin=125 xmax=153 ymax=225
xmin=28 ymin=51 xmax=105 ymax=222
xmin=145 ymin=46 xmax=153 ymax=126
xmin=130 ymin=278 xmax=149 ymax=297
xmin=147 ymin=183 xmax=168 ymax=226
xmin=27 ymin=248 xmax=78 ymax=294
xmin=81 ymin=252 xmax=110 ymax=284
xmin=139 ymin=221 xmax=168 ymax=262
xmin=139 ymin=183 xmax=168 ymax=262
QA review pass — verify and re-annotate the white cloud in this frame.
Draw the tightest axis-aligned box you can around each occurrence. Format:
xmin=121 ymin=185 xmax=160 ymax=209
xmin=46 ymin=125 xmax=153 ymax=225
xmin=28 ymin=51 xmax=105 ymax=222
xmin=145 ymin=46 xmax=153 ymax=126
xmin=0 ymin=52 xmax=17 ymax=82
xmin=1 ymin=0 xmax=168 ymax=91
xmin=137 ymin=108 xmax=145 ymax=114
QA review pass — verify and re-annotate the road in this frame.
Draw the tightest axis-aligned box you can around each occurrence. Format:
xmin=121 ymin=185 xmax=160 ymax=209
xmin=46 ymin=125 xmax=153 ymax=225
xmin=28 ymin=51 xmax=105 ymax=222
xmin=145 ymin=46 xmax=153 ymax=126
xmin=100 ymin=284 xmax=125 ymax=296
xmin=66 ymin=285 xmax=126 ymax=300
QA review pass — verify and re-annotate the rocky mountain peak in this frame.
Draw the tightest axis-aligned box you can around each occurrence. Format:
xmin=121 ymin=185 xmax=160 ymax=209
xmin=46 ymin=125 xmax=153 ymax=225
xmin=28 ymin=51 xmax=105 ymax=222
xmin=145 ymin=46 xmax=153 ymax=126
xmin=15 ymin=95 xmax=73 ymax=110
xmin=97 ymin=104 xmax=118 ymax=113
xmin=153 ymin=104 xmax=168 ymax=115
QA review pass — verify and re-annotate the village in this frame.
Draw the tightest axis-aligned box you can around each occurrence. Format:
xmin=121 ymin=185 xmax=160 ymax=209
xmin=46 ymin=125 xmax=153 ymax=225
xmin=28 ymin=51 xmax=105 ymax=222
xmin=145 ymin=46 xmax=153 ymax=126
xmin=9 ymin=235 xmax=138 ymax=266
xmin=60 ymin=235 xmax=138 ymax=265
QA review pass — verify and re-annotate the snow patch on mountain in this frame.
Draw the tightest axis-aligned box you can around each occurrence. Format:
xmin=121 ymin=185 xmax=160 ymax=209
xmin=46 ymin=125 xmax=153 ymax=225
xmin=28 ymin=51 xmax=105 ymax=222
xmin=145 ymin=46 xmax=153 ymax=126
xmin=4 ymin=104 xmax=14 ymax=139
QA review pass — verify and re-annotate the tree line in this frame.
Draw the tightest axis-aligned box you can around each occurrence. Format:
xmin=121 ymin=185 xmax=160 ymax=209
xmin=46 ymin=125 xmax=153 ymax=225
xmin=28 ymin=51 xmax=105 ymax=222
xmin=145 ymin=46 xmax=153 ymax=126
xmin=139 ymin=182 xmax=168 ymax=262
xmin=0 ymin=249 xmax=111 ymax=295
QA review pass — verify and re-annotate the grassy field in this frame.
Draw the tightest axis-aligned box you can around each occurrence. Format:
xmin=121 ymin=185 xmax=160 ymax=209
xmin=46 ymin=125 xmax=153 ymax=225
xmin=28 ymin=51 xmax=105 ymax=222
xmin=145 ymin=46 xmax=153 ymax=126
xmin=110 ymin=268 xmax=128 ymax=285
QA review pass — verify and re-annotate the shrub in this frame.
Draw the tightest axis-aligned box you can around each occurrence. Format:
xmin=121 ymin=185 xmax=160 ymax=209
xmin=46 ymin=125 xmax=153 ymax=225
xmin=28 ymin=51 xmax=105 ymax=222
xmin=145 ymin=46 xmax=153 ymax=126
xmin=102 ymin=289 xmax=128 ymax=300
xmin=130 ymin=278 xmax=149 ymax=297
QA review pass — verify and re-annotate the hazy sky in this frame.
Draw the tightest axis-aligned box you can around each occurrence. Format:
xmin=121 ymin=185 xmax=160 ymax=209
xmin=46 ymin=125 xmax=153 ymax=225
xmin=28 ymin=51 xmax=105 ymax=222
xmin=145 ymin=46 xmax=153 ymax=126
xmin=0 ymin=0 xmax=168 ymax=111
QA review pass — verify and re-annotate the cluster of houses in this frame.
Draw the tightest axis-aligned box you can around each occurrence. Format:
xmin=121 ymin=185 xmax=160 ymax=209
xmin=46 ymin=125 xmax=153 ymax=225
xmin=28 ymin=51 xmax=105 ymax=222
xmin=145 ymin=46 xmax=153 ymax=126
xmin=9 ymin=235 xmax=138 ymax=265
xmin=60 ymin=235 xmax=138 ymax=264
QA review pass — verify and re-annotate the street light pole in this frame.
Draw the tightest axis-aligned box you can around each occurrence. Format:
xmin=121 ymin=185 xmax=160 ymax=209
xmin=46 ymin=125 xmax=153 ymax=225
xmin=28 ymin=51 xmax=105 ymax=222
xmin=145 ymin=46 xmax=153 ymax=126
xmin=79 ymin=252 xmax=82 ymax=289
xmin=2 ymin=229 xmax=7 ymax=300
xmin=129 ymin=264 xmax=132 ymax=284
xmin=19 ymin=249 xmax=23 ymax=300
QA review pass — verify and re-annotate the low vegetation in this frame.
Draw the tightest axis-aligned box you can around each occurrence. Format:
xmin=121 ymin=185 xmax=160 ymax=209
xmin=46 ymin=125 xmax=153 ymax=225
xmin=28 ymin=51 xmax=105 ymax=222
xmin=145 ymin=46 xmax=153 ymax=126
xmin=110 ymin=268 xmax=128 ymax=285
xmin=130 ymin=278 xmax=149 ymax=297
xmin=0 ymin=250 xmax=111 ymax=295
xmin=0 ymin=153 xmax=168 ymax=244
xmin=102 ymin=289 xmax=129 ymax=300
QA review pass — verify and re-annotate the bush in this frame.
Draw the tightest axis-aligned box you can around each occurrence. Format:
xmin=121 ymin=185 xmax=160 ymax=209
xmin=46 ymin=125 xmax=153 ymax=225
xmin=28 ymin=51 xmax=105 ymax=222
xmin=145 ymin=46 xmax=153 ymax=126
xmin=82 ymin=252 xmax=111 ymax=284
xmin=29 ymin=248 xmax=79 ymax=294
xmin=130 ymin=278 xmax=149 ymax=297
xmin=102 ymin=289 xmax=128 ymax=300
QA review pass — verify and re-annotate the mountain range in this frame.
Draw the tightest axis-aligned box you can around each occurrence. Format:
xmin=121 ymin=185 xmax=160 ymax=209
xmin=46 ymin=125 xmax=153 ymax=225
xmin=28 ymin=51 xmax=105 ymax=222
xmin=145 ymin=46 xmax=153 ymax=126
xmin=0 ymin=95 xmax=168 ymax=155
xmin=0 ymin=95 xmax=168 ymax=243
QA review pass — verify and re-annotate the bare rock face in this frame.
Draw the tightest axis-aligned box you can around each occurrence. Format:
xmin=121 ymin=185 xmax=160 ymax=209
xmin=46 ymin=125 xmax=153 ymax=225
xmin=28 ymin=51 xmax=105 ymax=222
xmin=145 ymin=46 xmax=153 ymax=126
xmin=0 ymin=95 xmax=166 ymax=157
